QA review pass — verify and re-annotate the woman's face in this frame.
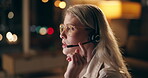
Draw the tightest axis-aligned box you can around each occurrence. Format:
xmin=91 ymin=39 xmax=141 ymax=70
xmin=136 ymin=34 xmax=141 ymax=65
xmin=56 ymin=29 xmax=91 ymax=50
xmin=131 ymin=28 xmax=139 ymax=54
xmin=60 ymin=13 xmax=89 ymax=55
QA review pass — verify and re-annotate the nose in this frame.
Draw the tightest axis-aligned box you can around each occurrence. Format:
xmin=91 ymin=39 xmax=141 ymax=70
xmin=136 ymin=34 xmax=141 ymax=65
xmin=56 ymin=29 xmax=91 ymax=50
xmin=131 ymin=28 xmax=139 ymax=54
xmin=60 ymin=31 xmax=66 ymax=39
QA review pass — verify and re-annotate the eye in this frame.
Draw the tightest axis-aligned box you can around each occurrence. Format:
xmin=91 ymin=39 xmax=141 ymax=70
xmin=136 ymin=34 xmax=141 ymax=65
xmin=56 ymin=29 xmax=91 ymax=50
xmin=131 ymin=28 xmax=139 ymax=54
xmin=69 ymin=25 xmax=75 ymax=31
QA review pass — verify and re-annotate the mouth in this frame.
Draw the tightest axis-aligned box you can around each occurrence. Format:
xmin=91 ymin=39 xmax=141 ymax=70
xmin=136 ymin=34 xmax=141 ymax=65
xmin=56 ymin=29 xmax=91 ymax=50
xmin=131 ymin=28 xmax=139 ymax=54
xmin=62 ymin=43 xmax=67 ymax=48
xmin=62 ymin=41 xmax=67 ymax=48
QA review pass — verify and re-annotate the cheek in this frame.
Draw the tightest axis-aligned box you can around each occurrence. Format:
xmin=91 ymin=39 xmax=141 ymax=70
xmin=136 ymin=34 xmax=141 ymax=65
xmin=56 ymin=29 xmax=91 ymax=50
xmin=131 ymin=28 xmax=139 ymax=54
xmin=68 ymin=34 xmax=79 ymax=44
xmin=72 ymin=32 xmax=89 ymax=43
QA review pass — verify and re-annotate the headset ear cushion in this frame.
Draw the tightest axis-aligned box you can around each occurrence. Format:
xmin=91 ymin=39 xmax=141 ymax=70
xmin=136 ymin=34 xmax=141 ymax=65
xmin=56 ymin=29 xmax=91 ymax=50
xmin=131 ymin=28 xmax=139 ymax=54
xmin=90 ymin=34 xmax=100 ymax=43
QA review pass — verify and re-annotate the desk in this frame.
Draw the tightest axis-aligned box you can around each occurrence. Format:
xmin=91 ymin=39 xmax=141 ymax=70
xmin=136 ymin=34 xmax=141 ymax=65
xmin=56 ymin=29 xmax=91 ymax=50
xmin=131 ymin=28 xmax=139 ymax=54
xmin=2 ymin=52 xmax=66 ymax=76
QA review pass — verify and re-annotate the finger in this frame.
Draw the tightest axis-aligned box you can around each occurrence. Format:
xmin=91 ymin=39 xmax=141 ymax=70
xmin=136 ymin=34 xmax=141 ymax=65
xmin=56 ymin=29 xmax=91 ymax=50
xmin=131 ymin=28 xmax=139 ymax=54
xmin=73 ymin=49 xmax=80 ymax=64
xmin=73 ymin=49 xmax=83 ymax=65
xmin=66 ymin=54 xmax=71 ymax=61
xmin=66 ymin=56 xmax=71 ymax=62
xmin=73 ymin=53 xmax=78 ymax=65
xmin=78 ymin=42 xmax=87 ymax=57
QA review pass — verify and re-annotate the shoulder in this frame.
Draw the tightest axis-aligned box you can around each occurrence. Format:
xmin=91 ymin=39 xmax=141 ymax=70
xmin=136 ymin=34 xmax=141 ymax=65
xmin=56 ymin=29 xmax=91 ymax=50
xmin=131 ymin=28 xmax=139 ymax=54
xmin=99 ymin=68 xmax=125 ymax=78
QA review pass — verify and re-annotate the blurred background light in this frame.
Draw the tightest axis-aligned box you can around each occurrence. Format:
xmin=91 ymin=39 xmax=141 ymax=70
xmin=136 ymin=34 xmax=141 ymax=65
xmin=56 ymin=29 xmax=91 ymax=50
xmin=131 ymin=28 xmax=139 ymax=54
xmin=6 ymin=32 xmax=13 ymax=40
xmin=54 ymin=0 xmax=61 ymax=7
xmin=98 ymin=1 xmax=122 ymax=19
xmin=30 ymin=25 xmax=36 ymax=32
xmin=12 ymin=34 xmax=18 ymax=42
xmin=35 ymin=26 xmax=41 ymax=33
xmin=59 ymin=1 xmax=66 ymax=9
xmin=39 ymin=27 xmax=47 ymax=35
xmin=0 ymin=34 xmax=3 ymax=41
xmin=47 ymin=27 xmax=54 ymax=35
xmin=70 ymin=0 xmax=141 ymax=19
xmin=6 ymin=32 xmax=18 ymax=42
xmin=122 ymin=1 xmax=141 ymax=19
xmin=42 ymin=0 xmax=49 ymax=3
xmin=8 ymin=11 xmax=14 ymax=19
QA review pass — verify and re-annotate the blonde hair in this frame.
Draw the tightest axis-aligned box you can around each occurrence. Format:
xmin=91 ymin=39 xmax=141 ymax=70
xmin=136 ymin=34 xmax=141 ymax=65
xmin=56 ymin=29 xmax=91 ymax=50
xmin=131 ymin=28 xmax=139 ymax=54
xmin=66 ymin=4 xmax=131 ymax=78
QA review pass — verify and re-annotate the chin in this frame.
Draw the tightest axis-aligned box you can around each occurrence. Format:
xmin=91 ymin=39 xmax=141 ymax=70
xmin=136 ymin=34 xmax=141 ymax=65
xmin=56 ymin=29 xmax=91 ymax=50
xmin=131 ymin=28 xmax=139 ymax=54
xmin=62 ymin=48 xmax=75 ymax=55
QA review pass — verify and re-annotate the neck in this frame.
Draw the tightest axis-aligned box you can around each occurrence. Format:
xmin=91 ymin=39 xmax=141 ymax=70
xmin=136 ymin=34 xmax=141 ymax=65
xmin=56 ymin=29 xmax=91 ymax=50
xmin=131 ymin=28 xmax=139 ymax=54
xmin=79 ymin=43 xmax=95 ymax=78
xmin=85 ymin=42 xmax=95 ymax=62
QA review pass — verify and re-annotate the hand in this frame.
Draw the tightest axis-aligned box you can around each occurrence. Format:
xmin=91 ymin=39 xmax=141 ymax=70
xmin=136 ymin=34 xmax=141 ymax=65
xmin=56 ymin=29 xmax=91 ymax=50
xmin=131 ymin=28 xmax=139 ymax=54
xmin=64 ymin=42 xmax=87 ymax=78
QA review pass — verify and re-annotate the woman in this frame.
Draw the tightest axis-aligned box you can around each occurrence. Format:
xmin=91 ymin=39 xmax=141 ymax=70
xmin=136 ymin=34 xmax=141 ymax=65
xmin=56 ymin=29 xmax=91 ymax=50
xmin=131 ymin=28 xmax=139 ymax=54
xmin=60 ymin=4 xmax=131 ymax=78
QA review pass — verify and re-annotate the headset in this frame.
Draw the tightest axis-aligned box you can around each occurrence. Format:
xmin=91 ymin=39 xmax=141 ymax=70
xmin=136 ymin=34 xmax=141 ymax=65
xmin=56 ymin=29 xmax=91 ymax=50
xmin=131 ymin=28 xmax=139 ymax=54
xmin=67 ymin=6 xmax=100 ymax=48
xmin=89 ymin=6 xmax=100 ymax=43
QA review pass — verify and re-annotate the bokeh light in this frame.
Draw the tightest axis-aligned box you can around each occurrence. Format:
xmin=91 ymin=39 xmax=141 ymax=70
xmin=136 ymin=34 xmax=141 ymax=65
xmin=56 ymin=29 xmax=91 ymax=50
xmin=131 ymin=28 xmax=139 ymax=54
xmin=8 ymin=11 xmax=14 ymax=19
xmin=59 ymin=1 xmax=66 ymax=9
xmin=54 ymin=0 xmax=61 ymax=7
xmin=0 ymin=34 xmax=3 ymax=41
xmin=12 ymin=34 xmax=18 ymax=42
xmin=6 ymin=32 xmax=13 ymax=40
xmin=47 ymin=27 xmax=54 ymax=35
xmin=30 ymin=25 xmax=55 ymax=35
xmin=30 ymin=25 xmax=36 ymax=32
xmin=6 ymin=32 xmax=18 ymax=42
xmin=36 ymin=26 xmax=41 ymax=33
xmin=42 ymin=0 xmax=48 ymax=3
xmin=39 ymin=27 xmax=47 ymax=35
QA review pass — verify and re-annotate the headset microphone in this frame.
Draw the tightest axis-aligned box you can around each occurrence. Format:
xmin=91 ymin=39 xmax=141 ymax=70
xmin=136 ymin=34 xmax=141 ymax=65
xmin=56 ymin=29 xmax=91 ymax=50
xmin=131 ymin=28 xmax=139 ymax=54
xmin=66 ymin=34 xmax=100 ymax=48
xmin=66 ymin=40 xmax=93 ymax=48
